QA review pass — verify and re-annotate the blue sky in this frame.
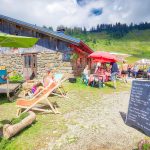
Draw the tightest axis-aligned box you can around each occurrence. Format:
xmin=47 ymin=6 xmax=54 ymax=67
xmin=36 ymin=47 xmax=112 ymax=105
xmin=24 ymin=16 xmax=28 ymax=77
xmin=0 ymin=0 xmax=150 ymax=30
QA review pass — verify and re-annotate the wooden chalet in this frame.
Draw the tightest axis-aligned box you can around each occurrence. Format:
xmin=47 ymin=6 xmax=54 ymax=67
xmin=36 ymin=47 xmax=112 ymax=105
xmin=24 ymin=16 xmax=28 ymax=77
xmin=0 ymin=14 xmax=93 ymax=79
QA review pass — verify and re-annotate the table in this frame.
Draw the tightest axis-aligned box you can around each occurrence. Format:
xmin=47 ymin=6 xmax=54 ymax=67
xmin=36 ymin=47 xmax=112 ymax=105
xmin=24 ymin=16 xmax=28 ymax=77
xmin=89 ymin=74 xmax=104 ymax=88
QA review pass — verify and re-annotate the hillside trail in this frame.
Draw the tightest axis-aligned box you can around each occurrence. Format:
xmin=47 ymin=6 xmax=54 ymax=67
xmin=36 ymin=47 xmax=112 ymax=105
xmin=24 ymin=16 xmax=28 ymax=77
xmin=45 ymin=90 xmax=145 ymax=150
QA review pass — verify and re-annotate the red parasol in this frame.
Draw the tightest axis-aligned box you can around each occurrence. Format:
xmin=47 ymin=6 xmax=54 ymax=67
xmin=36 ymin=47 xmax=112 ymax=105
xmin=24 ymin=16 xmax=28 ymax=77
xmin=88 ymin=51 xmax=118 ymax=63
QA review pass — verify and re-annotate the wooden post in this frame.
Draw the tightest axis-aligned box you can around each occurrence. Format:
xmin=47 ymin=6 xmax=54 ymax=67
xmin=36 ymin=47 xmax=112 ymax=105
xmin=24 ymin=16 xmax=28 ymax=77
xmin=3 ymin=111 xmax=36 ymax=139
xmin=6 ymin=74 xmax=10 ymax=101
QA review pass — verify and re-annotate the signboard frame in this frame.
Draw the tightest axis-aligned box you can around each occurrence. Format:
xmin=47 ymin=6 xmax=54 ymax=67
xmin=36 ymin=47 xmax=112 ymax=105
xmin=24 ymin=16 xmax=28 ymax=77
xmin=126 ymin=80 xmax=150 ymax=136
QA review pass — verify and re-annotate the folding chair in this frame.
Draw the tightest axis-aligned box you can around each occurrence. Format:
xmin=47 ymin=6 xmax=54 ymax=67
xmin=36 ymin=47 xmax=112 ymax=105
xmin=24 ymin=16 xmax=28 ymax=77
xmin=16 ymin=80 xmax=64 ymax=116
xmin=52 ymin=73 xmax=68 ymax=98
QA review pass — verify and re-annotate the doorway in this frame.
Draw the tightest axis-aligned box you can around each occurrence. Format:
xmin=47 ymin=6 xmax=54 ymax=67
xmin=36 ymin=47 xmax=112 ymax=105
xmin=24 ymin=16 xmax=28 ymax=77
xmin=22 ymin=53 xmax=37 ymax=80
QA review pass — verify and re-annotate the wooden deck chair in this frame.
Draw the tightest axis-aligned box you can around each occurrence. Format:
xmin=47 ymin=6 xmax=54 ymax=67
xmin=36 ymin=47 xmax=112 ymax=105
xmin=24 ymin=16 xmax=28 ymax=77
xmin=52 ymin=73 xmax=68 ymax=98
xmin=16 ymin=80 xmax=65 ymax=116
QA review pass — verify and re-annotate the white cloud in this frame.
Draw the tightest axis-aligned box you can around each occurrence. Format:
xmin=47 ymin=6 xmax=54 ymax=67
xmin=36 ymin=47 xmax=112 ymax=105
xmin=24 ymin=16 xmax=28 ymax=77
xmin=0 ymin=0 xmax=150 ymax=30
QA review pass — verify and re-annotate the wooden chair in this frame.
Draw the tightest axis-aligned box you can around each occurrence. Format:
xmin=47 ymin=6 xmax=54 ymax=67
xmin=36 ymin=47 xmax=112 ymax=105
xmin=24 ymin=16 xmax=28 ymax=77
xmin=16 ymin=80 xmax=65 ymax=116
xmin=52 ymin=73 xmax=69 ymax=98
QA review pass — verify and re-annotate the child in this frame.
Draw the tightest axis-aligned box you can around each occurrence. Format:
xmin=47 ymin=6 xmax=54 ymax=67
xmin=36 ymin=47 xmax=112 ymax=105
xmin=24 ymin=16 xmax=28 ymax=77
xmin=28 ymin=82 xmax=42 ymax=98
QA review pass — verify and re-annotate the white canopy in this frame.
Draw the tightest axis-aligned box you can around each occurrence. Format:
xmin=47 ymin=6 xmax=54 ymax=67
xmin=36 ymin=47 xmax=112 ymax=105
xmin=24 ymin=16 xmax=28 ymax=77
xmin=136 ymin=59 xmax=150 ymax=65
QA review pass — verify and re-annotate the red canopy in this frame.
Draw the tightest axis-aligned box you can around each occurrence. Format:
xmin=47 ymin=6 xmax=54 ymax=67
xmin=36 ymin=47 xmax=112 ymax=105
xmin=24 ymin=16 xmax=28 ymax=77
xmin=88 ymin=51 xmax=118 ymax=63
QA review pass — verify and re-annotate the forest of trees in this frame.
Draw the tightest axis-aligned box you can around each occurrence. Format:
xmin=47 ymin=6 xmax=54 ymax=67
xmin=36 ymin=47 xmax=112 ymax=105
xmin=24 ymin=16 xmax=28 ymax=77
xmin=43 ymin=22 xmax=150 ymax=38
xmin=90 ymin=22 xmax=150 ymax=38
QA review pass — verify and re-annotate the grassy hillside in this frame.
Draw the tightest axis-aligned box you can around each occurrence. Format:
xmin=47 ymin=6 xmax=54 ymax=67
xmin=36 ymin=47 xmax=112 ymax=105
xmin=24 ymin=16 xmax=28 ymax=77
xmin=70 ymin=30 xmax=150 ymax=63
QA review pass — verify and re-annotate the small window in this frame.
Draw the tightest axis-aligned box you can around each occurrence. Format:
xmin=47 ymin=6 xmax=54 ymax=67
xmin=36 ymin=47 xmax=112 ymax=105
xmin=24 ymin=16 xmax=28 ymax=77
xmin=63 ymin=53 xmax=71 ymax=62
xmin=24 ymin=55 xmax=32 ymax=68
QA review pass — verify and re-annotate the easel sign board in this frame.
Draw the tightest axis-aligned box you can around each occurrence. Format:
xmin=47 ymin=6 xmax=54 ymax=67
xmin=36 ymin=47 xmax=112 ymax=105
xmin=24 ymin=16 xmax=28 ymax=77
xmin=126 ymin=80 xmax=150 ymax=136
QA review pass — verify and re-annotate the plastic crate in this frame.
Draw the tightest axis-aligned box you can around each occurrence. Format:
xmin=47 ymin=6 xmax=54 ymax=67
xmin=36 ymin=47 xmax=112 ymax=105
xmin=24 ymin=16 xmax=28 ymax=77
xmin=0 ymin=69 xmax=7 ymax=84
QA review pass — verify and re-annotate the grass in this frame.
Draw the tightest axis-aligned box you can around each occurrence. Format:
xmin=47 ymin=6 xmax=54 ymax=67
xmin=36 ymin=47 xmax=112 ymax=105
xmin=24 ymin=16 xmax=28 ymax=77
xmin=0 ymin=78 xmax=130 ymax=150
xmin=1 ymin=29 xmax=148 ymax=149
xmin=71 ymin=29 xmax=150 ymax=61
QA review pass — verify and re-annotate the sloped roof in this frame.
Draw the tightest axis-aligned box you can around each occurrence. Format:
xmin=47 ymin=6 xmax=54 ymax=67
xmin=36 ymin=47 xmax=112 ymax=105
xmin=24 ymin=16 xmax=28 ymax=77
xmin=0 ymin=14 xmax=93 ymax=54
xmin=0 ymin=14 xmax=80 ymax=45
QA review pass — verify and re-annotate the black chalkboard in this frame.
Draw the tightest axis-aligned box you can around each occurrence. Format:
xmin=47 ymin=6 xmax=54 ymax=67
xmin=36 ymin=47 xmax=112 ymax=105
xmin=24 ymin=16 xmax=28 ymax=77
xmin=126 ymin=80 xmax=150 ymax=136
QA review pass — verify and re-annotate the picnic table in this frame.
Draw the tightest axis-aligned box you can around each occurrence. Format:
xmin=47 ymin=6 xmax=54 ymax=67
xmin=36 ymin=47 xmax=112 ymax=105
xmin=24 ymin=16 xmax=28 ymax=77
xmin=89 ymin=72 xmax=111 ymax=88
xmin=0 ymin=83 xmax=22 ymax=100
xmin=89 ymin=74 xmax=104 ymax=88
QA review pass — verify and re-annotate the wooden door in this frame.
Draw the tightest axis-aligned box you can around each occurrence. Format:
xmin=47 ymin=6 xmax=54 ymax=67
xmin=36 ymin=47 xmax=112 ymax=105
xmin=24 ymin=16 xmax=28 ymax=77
xmin=23 ymin=54 xmax=37 ymax=80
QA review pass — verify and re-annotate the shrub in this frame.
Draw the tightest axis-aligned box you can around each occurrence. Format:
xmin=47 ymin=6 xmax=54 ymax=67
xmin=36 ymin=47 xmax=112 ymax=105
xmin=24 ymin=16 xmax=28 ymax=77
xmin=9 ymin=73 xmax=24 ymax=82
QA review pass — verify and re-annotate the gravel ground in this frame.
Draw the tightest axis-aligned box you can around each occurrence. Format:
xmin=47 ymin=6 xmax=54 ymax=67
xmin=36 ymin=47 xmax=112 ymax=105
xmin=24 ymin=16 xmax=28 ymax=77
xmin=45 ymin=91 xmax=145 ymax=150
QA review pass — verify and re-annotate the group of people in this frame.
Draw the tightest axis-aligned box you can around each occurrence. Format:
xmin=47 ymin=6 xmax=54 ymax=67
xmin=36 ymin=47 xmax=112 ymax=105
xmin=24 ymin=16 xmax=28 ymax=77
xmin=120 ymin=61 xmax=150 ymax=80
xmin=83 ymin=62 xmax=119 ymax=89
xmin=83 ymin=60 xmax=150 ymax=89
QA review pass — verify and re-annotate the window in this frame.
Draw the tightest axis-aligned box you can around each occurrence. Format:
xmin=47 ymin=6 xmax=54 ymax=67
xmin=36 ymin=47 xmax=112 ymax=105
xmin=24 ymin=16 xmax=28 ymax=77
xmin=63 ymin=52 xmax=71 ymax=62
xmin=33 ymin=55 xmax=36 ymax=68
xmin=24 ymin=55 xmax=32 ymax=68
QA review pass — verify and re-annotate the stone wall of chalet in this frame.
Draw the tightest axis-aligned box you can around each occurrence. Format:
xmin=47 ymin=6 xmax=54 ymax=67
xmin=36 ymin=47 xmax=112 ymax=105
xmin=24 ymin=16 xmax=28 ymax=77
xmin=0 ymin=50 xmax=87 ymax=79
xmin=36 ymin=52 xmax=74 ymax=78
xmin=0 ymin=53 xmax=23 ymax=74
xmin=0 ymin=51 xmax=86 ymax=79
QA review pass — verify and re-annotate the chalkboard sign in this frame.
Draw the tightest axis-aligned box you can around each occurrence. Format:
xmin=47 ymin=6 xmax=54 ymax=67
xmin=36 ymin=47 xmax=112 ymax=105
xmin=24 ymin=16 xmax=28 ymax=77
xmin=126 ymin=80 xmax=150 ymax=135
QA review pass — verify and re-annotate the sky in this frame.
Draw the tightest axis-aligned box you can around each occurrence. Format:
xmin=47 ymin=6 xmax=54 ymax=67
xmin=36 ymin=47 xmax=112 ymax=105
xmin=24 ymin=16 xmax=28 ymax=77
xmin=0 ymin=0 xmax=150 ymax=30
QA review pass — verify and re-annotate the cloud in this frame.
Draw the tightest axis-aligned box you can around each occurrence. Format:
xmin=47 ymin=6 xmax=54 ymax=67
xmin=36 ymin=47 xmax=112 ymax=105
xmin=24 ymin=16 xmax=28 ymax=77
xmin=0 ymin=0 xmax=150 ymax=30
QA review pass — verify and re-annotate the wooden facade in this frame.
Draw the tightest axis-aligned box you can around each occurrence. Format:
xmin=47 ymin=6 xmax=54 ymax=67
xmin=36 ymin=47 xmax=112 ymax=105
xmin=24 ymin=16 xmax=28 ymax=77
xmin=0 ymin=14 xmax=93 ymax=78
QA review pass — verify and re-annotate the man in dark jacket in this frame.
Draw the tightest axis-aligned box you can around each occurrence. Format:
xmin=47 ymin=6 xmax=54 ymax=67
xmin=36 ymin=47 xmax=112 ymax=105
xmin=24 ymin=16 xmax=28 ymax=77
xmin=110 ymin=62 xmax=119 ymax=89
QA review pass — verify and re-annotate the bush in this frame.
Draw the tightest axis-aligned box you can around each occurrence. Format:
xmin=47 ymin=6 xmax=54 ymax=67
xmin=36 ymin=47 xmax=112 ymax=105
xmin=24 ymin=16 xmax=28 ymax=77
xmin=9 ymin=73 xmax=24 ymax=82
xmin=143 ymin=143 xmax=150 ymax=150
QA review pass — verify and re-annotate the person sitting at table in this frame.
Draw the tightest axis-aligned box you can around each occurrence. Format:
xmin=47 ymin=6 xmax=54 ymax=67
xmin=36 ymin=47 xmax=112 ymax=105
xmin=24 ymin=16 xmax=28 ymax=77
xmin=82 ymin=65 xmax=90 ymax=84
xmin=93 ymin=64 xmax=105 ymax=83
xmin=94 ymin=62 xmax=101 ymax=74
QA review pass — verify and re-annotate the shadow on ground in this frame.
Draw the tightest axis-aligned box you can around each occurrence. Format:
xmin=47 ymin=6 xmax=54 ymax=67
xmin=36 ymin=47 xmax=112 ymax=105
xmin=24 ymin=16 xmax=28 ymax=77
xmin=119 ymin=111 xmax=147 ymax=136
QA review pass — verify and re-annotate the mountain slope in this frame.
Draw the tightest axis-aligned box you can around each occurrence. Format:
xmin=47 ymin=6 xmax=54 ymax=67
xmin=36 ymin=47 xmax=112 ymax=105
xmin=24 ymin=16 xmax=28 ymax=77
xmin=70 ymin=30 xmax=150 ymax=62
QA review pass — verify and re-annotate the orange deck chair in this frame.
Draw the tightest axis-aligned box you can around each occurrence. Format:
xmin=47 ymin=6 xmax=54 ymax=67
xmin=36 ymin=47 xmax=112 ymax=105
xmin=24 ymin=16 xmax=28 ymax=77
xmin=52 ymin=73 xmax=69 ymax=98
xmin=16 ymin=80 xmax=65 ymax=116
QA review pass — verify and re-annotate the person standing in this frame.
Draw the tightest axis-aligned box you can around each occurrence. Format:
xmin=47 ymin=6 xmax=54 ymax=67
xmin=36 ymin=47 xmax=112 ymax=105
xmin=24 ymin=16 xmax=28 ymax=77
xmin=128 ymin=64 xmax=132 ymax=78
xmin=83 ymin=65 xmax=90 ymax=79
xmin=133 ymin=64 xmax=139 ymax=79
xmin=147 ymin=67 xmax=150 ymax=80
xmin=121 ymin=60 xmax=128 ymax=83
xmin=110 ymin=62 xmax=119 ymax=89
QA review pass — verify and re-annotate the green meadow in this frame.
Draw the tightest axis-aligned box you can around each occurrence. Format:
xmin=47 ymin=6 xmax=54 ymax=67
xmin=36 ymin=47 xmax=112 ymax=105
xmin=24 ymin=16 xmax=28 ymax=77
xmin=72 ymin=29 xmax=150 ymax=63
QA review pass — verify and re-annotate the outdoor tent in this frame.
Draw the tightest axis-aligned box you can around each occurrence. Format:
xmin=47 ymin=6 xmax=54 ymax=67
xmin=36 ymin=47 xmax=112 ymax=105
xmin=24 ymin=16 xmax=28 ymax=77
xmin=88 ymin=51 xmax=118 ymax=63
xmin=136 ymin=59 xmax=150 ymax=65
